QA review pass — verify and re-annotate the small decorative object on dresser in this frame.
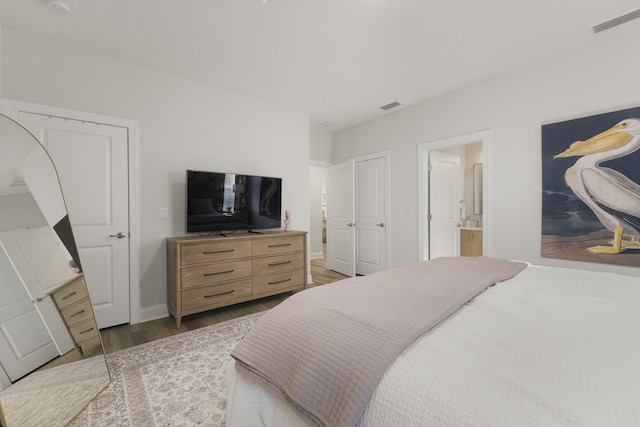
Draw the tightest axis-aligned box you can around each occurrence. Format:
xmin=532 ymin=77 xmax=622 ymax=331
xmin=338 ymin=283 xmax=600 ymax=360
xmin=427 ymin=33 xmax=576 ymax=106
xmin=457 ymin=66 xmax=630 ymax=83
xmin=166 ymin=230 xmax=307 ymax=327
xmin=284 ymin=210 xmax=291 ymax=231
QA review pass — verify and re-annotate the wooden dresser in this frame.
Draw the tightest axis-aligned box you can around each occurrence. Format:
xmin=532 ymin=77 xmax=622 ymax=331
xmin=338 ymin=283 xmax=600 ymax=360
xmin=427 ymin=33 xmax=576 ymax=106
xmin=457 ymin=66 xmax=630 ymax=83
xmin=50 ymin=274 xmax=102 ymax=355
xmin=167 ymin=230 xmax=307 ymax=327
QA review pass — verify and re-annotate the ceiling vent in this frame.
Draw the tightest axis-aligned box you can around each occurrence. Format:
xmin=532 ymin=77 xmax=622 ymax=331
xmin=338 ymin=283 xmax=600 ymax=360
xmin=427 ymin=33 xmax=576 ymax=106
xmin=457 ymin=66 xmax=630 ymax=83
xmin=380 ymin=101 xmax=401 ymax=111
xmin=10 ymin=177 xmax=26 ymax=187
xmin=592 ymin=8 xmax=640 ymax=34
xmin=311 ymin=118 xmax=335 ymax=129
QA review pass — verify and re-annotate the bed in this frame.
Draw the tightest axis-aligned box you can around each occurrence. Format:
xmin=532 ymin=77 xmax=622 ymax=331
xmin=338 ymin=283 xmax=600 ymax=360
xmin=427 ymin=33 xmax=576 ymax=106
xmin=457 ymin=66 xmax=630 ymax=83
xmin=225 ymin=256 xmax=640 ymax=427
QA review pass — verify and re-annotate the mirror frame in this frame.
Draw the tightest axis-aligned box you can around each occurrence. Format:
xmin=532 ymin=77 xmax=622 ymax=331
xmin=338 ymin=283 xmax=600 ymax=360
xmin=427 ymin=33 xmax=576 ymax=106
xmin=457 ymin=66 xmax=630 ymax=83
xmin=473 ymin=162 xmax=483 ymax=216
xmin=0 ymin=112 xmax=111 ymax=426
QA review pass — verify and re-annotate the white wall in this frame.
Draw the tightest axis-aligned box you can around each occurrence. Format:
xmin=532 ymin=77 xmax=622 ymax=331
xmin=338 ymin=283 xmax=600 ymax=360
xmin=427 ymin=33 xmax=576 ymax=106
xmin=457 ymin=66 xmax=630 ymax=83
xmin=333 ymin=27 xmax=640 ymax=278
xmin=0 ymin=193 xmax=47 ymax=232
xmin=1 ymin=29 xmax=311 ymax=313
xmin=310 ymin=128 xmax=332 ymax=163
xmin=0 ymin=25 xmax=3 ymax=97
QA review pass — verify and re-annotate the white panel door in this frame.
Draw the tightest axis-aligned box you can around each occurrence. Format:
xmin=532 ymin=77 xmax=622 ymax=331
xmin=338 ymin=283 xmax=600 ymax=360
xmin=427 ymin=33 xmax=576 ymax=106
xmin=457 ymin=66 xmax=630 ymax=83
xmin=355 ymin=157 xmax=387 ymax=275
xmin=0 ymin=234 xmax=61 ymax=381
xmin=429 ymin=151 xmax=461 ymax=259
xmin=18 ymin=112 xmax=130 ymax=328
xmin=326 ymin=162 xmax=355 ymax=277
xmin=0 ymin=227 xmax=75 ymax=357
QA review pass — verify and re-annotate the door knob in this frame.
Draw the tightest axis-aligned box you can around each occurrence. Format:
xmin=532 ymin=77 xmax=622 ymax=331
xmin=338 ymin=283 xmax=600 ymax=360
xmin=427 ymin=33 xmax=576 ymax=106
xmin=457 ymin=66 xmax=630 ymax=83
xmin=376 ymin=222 xmax=385 ymax=228
xmin=346 ymin=223 xmax=355 ymax=227
xmin=109 ymin=232 xmax=127 ymax=239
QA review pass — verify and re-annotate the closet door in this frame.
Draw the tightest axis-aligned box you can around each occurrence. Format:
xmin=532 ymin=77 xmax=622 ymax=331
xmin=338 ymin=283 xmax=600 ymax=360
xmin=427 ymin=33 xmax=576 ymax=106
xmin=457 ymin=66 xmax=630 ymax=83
xmin=18 ymin=112 xmax=130 ymax=328
xmin=326 ymin=153 xmax=389 ymax=277
xmin=326 ymin=161 xmax=355 ymax=277
xmin=0 ymin=246 xmax=59 ymax=382
xmin=355 ymin=157 xmax=387 ymax=275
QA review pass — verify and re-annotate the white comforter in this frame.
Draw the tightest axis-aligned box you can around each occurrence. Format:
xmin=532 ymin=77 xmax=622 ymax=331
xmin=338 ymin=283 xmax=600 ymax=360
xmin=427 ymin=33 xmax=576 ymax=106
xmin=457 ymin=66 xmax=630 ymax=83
xmin=226 ymin=265 xmax=640 ymax=426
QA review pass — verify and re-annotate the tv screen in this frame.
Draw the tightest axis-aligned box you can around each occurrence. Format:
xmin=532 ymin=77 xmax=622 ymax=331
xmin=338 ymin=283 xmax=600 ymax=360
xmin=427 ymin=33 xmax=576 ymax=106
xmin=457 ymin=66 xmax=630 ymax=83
xmin=186 ymin=170 xmax=282 ymax=233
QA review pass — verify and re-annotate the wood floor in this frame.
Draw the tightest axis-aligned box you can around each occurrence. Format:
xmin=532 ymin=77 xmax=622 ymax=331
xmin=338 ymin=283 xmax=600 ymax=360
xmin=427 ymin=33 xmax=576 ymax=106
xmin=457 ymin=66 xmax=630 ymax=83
xmin=99 ymin=255 xmax=347 ymax=354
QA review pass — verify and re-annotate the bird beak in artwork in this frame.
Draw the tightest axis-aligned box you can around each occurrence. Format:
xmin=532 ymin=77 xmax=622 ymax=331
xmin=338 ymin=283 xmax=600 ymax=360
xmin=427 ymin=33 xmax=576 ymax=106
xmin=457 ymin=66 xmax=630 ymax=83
xmin=553 ymin=123 xmax=632 ymax=159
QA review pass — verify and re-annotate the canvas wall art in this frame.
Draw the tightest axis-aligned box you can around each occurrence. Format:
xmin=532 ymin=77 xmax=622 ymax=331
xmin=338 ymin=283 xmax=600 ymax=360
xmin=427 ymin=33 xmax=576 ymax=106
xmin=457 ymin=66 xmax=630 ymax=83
xmin=541 ymin=106 xmax=640 ymax=266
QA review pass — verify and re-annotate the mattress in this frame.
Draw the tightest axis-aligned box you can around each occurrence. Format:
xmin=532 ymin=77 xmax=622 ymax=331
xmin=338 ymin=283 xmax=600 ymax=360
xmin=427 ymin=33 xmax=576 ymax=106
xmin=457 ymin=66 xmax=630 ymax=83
xmin=226 ymin=264 xmax=640 ymax=427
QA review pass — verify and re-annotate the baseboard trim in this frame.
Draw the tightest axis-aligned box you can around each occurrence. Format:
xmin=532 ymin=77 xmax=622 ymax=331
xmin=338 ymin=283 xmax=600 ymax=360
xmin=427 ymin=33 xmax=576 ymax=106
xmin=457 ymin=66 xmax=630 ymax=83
xmin=139 ymin=304 xmax=169 ymax=323
xmin=309 ymin=251 xmax=324 ymax=260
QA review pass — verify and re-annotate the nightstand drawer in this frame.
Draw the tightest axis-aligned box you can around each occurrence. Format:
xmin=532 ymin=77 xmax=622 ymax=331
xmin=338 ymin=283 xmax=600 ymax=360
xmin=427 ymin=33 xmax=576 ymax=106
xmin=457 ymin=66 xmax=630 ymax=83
xmin=253 ymin=252 xmax=304 ymax=276
xmin=182 ymin=280 xmax=252 ymax=311
xmin=253 ymin=269 xmax=305 ymax=294
xmin=181 ymin=259 xmax=252 ymax=288
xmin=252 ymin=236 xmax=303 ymax=257
xmin=181 ymin=240 xmax=251 ymax=265
xmin=60 ymin=298 xmax=94 ymax=327
xmin=51 ymin=276 xmax=88 ymax=310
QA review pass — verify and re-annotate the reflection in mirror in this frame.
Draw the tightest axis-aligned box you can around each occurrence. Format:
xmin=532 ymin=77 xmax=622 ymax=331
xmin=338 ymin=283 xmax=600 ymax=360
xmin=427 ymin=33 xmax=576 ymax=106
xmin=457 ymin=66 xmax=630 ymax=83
xmin=473 ymin=163 xmax=483 ymax=215
xmin=0 ymin=113 xmax=110 ymax=426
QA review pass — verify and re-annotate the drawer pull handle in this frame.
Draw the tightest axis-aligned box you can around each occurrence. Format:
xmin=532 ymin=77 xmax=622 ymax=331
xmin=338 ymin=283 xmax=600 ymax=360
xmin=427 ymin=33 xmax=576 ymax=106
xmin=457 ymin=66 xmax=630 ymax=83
xmin=79 ymin=327 xmax=95 ymax=335
xmin=268 ymin=261 xmax=292 ymax=267
xmin=62 ymin=291 xmax=77 ymax=300
xmin=204 ymin=269 xmax=235 ymax=276
xmin=205 ymin=290 xmax=235 ymax=298
xmin=268 ymin=243 xmax=291 ymax=248
xmin=70 ymin=309 xmax=85 ymax=318
xmin=268 ymin=278 xmax=292 ymax=285
xmin=204 ymin=249 xmax=234 ymax=254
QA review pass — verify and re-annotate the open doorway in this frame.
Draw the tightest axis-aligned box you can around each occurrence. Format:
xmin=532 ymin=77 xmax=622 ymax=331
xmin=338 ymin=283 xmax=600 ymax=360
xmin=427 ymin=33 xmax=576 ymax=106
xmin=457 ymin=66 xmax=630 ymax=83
xmin=309 ymin=163 xmax=328 ymax=262
xmin=418 ymin=130 xmax=490 ymax=260
xmin=309 ymin=163 xmax=349 ymax=285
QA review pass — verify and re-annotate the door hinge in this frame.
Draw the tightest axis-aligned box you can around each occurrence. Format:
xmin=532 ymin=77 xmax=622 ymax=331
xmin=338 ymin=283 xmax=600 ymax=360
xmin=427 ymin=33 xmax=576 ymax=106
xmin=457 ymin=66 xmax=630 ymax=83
xmin=427 ymin=213 xmax=432 ymax=221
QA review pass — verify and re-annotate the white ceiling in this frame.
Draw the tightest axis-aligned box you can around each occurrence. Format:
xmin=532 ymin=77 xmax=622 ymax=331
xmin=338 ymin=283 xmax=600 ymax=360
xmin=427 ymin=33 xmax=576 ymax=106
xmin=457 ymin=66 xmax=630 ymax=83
xmin=1 ymin=0 xmax=639 ymax=131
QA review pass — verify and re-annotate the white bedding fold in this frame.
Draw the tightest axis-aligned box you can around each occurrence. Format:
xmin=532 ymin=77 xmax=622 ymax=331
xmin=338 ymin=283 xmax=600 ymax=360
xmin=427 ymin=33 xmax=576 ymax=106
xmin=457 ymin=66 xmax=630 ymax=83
xmin=230 ymin=256 xmax=527 ymax=427
xmin=226 ymin=265 xmax=640 ymax=427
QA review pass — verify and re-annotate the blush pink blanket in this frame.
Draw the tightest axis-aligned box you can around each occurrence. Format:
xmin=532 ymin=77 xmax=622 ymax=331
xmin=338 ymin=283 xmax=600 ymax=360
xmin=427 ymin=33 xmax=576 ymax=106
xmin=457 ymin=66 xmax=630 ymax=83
xmin=231 ymin=256 xmax=527 ymax=427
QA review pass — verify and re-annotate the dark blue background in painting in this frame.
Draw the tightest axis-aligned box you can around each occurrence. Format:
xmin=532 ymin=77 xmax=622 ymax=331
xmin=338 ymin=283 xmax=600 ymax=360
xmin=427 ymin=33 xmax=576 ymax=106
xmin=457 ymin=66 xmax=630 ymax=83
xmin=542 ymin=106 xmax=640 ymax=237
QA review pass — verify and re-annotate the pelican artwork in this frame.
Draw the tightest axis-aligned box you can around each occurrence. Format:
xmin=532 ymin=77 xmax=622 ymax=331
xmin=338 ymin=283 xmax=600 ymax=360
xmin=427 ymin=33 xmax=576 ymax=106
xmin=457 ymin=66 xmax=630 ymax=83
xmin=554 ymin=118 xmax=640 ymax=254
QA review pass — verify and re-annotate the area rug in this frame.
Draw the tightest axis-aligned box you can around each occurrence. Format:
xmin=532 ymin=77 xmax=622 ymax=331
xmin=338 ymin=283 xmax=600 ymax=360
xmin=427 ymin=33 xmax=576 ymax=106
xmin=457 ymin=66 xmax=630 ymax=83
xmin=70 ymin=312 xmax=264 ymax=427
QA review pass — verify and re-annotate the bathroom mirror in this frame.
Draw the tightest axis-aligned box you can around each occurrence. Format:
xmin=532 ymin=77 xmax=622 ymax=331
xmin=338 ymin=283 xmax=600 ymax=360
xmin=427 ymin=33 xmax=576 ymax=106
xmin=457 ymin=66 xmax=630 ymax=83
xmin=473 ymin=163 xmax=483 ymax=215
xmin=0 ymin=113 xmax=110 ymax=426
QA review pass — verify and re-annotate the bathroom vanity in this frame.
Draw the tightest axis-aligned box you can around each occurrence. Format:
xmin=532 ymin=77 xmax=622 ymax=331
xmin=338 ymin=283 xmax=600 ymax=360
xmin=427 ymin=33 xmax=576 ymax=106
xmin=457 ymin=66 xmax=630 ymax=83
xmin=460 ymin=228 xmax=483 ymax=257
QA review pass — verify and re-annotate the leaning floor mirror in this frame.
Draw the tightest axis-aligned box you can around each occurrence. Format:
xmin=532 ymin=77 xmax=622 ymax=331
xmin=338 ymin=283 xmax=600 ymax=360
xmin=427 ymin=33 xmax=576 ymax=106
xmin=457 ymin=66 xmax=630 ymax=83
xmin=0 ymin=113 xmax=110 ymax=426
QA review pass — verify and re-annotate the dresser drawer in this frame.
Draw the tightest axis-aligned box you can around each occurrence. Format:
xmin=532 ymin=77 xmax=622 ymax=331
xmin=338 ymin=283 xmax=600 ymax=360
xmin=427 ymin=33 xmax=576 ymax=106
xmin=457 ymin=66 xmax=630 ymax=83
xmin=182 ymin=279 xmax=252 ymax=311
xmin=253 ymin=269 xmax=305 ymax=294
xmin=181 ymin=259 xmax=252 ymax=288
xmin=78 ymin=334 xmax=103 ymax=355
xmin=69 ymin=318 xmax=100 ymax=344
xmin=60 ymin=298 xmax=94 ymax=327
xmin=181 ymin=240 xmax=251 ymax=265
xmin=51 ymin=276 xmax=89 ymax=310
xmin=253 ymin=252 xmax=304 ymax=276
xmin=252 ymin=236 xmax=303 ymax=257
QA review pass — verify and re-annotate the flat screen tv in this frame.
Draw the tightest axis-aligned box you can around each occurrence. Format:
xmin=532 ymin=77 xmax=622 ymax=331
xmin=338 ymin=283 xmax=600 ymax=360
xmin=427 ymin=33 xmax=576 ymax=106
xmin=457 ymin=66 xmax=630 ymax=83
xmin=186 ymin=170 xmax=282 ymax=233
